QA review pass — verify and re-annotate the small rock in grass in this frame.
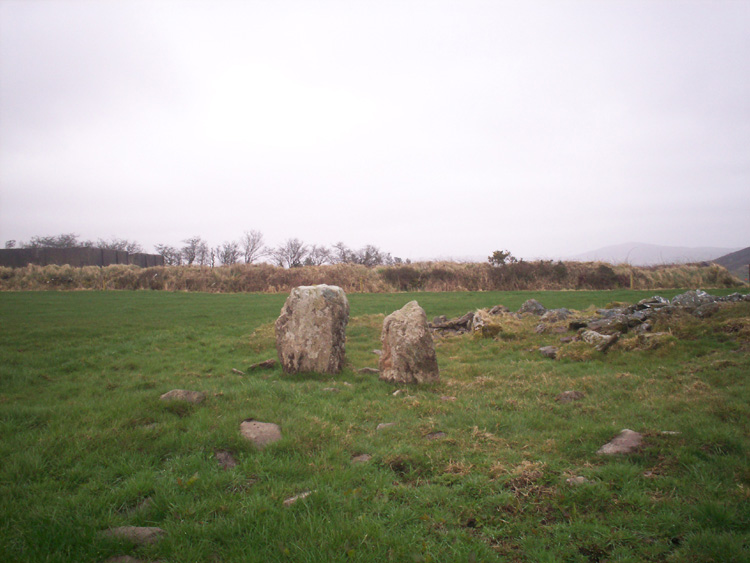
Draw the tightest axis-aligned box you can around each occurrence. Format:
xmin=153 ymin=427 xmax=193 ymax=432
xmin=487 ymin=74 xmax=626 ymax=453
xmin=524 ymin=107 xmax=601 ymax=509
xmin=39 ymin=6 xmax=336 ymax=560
xmin=248 ymin=359 xmax=277 ymax=370
xmin=376 ymin=422 xmax=396 ymax=431
xmin=215 ymin=450 xmax=238 ymax=470
xmin=392 ymin=389 xmax=404 ymax=396
xmin=580 ymin=330 xmax=619 ymax=352
xmin=566 ymin=476 xmax=588 ymax=486
xmin=597 ymin=429 xmax=643 ymax=455
xmin=555 ymin=390 xmax=585 ymax=403
xmin=539 ymin=346 xmax=558 ymax=359
xmin=426 ymin=431 xmax=446 ymax=440
xmin=351 ymin=454 xmax=372 ymax=464
xmin=240 ymin=420 xmax=282 ymax=449
xmin=101 ymin=526 xmax=166 ymax=545
xmin=159 ymin=389 xmax=205 ymax=404
xmin=358 ymin=367 xmax=379 ymax=375
xmin=322 ymin=387 xmax=339 ymax=392
xmin=283 ymin=490 xmax=313 ymax=506
xmin=440 ymin=395 xmax=457 ymax=401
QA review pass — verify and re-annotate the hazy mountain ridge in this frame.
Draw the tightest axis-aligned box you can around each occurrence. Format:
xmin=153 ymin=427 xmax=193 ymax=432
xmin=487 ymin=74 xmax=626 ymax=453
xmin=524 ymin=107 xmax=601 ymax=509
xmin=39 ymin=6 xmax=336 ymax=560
xmin=568 ymin=242 xmax=741 ymax=266
xmin=713 ymin=247 xmax=750 ymax=282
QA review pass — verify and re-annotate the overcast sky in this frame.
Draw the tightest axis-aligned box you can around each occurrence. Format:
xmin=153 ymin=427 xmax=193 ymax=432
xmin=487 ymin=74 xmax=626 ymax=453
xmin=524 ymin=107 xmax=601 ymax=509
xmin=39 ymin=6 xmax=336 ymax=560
xmin=1 ymin=0 xmax=748 ymax=261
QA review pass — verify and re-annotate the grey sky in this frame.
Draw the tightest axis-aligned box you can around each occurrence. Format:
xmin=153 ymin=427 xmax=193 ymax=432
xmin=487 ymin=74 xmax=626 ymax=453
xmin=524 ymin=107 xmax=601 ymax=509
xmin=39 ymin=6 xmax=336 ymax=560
xmin=1 ymin=0 xmax=748 ymax=261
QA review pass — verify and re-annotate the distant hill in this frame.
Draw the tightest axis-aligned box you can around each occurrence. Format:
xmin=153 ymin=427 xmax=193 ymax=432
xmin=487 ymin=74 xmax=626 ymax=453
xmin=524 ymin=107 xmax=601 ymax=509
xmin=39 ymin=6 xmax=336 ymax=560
xmin=569 ymin=242 xmax=740 ymax=266
xmin=713 ymin=247 xmax=750 ymax=283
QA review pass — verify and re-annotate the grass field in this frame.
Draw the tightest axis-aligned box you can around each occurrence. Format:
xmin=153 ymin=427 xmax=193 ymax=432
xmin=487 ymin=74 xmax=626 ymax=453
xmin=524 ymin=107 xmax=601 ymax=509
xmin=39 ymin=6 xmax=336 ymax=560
xmin=1 ymin=289 xmax=748 ymax=562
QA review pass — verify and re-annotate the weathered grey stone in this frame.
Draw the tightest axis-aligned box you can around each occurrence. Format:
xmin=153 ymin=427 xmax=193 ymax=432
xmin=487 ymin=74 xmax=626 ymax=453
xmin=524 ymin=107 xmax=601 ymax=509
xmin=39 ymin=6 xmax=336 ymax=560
xmin=539 ymin=346 xmax=559 ymax=359
xmin=555 ymin=390 xmax=585 ymax=403
xmin=566 ymin=476 xmax=589 ymax=486
xmin=240 ymin=419 xmax=282 ymax=449
xmin=597 ymin=429 xmax=643 ymax=455
xmin=376 ymin=422 xmax=396 ymax=431
xmin=488 ymin=305 xmax=509 ymax=315
xmin=518 ymin=299 xmax=546 ymax=315
xmin=580 ymin=329 xmax=619 ymax=352
xmin=351 ymin=453 xmax=372 ymax=463
xmin=159 ymin=389 xmax=205 ymax=404
xmin=541 ymin=308 xmax=570 ymax=322
xmin=275 ymin=285 xmax=349 ymax=374
xmin=379 ymin=301 xmax=439 ymax=384
xmin=671 ymin=289 xmax=715 ymax=309
xmin=100 ymin=526 xmax=166 ymax=545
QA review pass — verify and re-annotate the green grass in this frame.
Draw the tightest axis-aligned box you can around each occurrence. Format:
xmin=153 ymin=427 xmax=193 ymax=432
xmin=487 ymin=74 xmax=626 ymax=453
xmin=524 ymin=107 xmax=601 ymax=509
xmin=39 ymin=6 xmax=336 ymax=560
xmin=1 ymin=289 xmax=748 ymax=562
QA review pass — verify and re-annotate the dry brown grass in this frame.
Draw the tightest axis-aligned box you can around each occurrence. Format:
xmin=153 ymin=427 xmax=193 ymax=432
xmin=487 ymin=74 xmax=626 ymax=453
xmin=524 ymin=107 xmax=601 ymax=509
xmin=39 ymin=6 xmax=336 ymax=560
xmin=1 ymin=260 xmax=743 ymax=292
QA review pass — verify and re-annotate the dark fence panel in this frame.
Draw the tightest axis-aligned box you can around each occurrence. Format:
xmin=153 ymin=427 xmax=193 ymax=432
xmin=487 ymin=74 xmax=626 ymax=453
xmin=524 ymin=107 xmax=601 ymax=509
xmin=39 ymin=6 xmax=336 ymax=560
xmin=0 ymin=248 xmax=164 ymax=268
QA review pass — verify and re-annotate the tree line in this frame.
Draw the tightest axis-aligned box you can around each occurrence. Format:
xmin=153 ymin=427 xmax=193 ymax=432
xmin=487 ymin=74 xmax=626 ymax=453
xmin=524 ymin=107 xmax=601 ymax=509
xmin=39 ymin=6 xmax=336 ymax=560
xmin=4 ymin=232 xmax=407 ymax=268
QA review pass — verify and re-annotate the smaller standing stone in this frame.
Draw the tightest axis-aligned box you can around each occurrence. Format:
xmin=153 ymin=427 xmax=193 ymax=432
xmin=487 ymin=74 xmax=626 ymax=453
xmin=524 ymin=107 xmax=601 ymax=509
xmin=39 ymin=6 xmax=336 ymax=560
xmin=240 ymin=420 xmax=282 ymax=449
xmin=379 ymin=301 xmax=439 ymax=384
xmin=159 ymin=390 xmax=205 ymax=404
xmin=597 ymin=429 xmax=643 ymax=455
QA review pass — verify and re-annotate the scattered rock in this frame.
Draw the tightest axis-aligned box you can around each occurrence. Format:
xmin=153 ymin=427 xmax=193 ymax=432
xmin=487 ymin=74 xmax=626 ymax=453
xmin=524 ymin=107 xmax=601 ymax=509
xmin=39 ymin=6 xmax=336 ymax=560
xmin=240 ymin=420 xmax=282 ymax=449
xmin=432 ymin=315 xmax=448 ymax=324
xmin=322 ymin=387 xmax=339 ymax=393
xmin=555 ymin=390 xmax=585 ymax=403
xmin=248 ymin=359 xmax=276 ymax=371
xmin=541 ymin=308 xmax=570 ymax=322
xmin=440 ymin=395 xmax=457 ymax=401
xmin=580 ymin=330 xmax=619 ymax=352
xmin=283 ymin=490 xmax=313 ymax=506
xmin=559 ymin=336 xmax=575 ymax=344
xmin=693 ymin=302 xmax=720 ymax=318
xmin=392 ymin=389 xmax=404 ymax=396
xmin=538 ymin=346 xmax=558 ymax=359
xmin=471 ymin=309 xmax=502 ymax=338
xmin=358 ymin=367 xmax=379 ymax=375
xmin=597 ymin=429 xmax=643 ymax=455
xmin=426 ymin=431 xmax=447 ymax=440
xmin=231 ymin=368 xmax=246 ymax=375
xmin=351 ymin=453 xmax=372 ymax=463
xmin=100 ymin=526 xmax=166 ymax=546
xmin=379 ymin=301 xmax=439 ymax=384
xmin=214 ymin=449 xmax=238 ymax=470
xmin=518 ymin=299 xmax=547 ymax=315
xmin=376 ymin=422 xmax=396 ymax=431
xmin=488 ymin=305 xmax=509 ymax=315
xmin=159 ymin=389 xmax=205 ymax=404
xmin=275 ymin=285 xmax=349 ymax=374
xmin=566 ymin=476 xmax=588 ymax=486
xmin=671 ymin=289 xmax=715 ymax=309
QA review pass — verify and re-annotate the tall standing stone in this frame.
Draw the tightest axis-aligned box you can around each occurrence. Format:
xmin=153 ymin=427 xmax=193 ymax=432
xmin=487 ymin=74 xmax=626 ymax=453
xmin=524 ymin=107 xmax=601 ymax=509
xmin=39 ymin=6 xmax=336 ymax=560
xmin=379 ymin=301 xmax=439 ymax=384
xmin=275 ymin=285 xmax=349 ymax=374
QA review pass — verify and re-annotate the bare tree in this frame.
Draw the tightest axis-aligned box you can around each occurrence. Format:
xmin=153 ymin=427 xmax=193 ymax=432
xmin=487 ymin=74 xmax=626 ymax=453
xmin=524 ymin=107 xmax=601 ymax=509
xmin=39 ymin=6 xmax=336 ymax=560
xmin=304 ymin=244 xmax=332 ymax=266
xmin=154 ymin=244 xmax=182 ymax=265
xmin=5 ymin=240 xmax=16 ymax=249
xmin=196 ymin=240 xmax=211 ymax=266
xmin=240 ymin=230 xmax=266 ymax=264
xmin=331 ymin=241 xmax=355 ymax=264
xmin=24 ymin=233 xmax=91 ymax=248
xmin=217 ymin=240 xmax=241 ymax=265
xmin=96 ymin=237 xmax=144 ymax=253
xmin=181 ymin=236 xmax=206 ymax=265
xmin=272 ymin=238 xmax=308 ymax=268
